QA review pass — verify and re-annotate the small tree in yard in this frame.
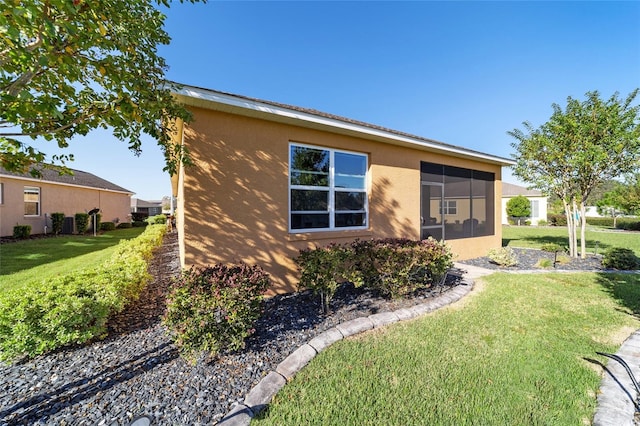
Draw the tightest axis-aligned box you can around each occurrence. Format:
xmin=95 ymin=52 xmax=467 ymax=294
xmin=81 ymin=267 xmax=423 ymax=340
xmin=506 ymin=195 xmax=531 ymax=225
xmin=509 ymin=89 xmax=640 ymax=258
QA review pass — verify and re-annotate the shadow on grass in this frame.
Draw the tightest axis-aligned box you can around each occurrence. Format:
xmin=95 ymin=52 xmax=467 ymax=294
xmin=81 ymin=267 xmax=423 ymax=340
xmin=502 ymin=235 xmax=613 ymax=254
xmin=596 ymin=273 xmax=640 ymax=318
xmin=0 ymin=228 xmax=145 ymax=275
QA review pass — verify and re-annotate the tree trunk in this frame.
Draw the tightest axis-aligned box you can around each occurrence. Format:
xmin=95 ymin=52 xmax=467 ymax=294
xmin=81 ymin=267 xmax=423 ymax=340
xmin=579 ymin=201 xmax=587 ymax=259
xmin=563 ymin=200 xmax=576 ymax=257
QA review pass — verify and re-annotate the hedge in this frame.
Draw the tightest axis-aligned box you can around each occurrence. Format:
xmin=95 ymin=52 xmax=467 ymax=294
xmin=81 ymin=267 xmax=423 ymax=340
xmin=0 ymin=224 xmax=166 ymax=363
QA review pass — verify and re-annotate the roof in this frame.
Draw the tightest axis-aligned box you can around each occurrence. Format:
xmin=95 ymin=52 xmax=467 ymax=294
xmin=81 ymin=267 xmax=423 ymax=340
xmin=0 ymin=165 xmax=133 ymax=194
xmin=131 ymin=198 xmax=162 ymax=208
xmin=170 ymin=82 xmax=515 ymax=167
xmin=502 ymin=182 xmax=544 ymax=197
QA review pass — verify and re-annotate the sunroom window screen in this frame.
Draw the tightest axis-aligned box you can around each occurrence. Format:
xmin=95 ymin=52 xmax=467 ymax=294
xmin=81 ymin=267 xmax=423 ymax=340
xmin=290 ymin=144 xmax=367 ymax=231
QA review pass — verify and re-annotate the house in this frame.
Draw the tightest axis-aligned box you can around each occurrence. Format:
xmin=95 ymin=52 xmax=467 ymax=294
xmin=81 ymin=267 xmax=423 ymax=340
xmin=169 ymin=83 xmax=515 ymax=293
xmin=501 ymin=182 xmax=548 ymax=225
xmin=0 ymin=165 xmax=133 ymax=237
xmin=131 ymin=198 xmax=163 ymax=217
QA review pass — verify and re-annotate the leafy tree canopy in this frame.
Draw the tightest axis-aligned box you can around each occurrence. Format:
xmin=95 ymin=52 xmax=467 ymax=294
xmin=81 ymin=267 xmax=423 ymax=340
xmin=509 ymin=89 xmax=640 ymax=257
xmin=0 ymin=0 xmax=202 ymax=176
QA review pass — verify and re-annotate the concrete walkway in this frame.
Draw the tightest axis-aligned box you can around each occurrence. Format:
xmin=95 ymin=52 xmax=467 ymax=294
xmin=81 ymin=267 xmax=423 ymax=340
xmin=216 ymin=263 xmax=639 ymax=426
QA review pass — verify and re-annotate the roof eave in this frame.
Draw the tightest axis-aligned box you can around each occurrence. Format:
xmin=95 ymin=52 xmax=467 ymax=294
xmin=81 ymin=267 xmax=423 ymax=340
xmin=172 ymin=85 xmax=515 ymax=167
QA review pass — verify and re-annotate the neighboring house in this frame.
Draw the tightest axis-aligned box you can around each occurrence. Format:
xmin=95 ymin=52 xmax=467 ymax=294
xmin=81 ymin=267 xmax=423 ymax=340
xmin=501 ymin=182 xmax=548 ymax=225
xmin=0 ymin=165 xmax=133 ymax=237
xmin=131 ymin=198 xmax=163 ymax=217
xmin=169 ymin=84 xmax=514 ymax=293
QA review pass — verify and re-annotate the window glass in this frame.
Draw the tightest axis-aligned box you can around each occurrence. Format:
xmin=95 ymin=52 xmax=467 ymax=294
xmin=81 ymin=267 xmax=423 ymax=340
xmin=335 ymin=152 xmax=366 ymax=189
xmin=290 ymin=144 xmax=367 ymax=231
xmin=24 ymin=186 xmax=40 ymax=216
xmin=290 ymin=146 xmax=329 ymax=186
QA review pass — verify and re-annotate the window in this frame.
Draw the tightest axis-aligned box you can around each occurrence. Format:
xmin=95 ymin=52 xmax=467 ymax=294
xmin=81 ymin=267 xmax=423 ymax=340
xmin=440 ymin=200 xmax=457 ymax=215
xmin=421 ymin=162 xmax=495 ymax=240
xmin=0 ymin=183 xmax=3 ymax=204
xmin=24 ymin=186 xmax=40 ymax=216
xmin=290 ymin=143 xmax=367 ymax=231
xmin=530 ymin=199 xmax=539 ymax=218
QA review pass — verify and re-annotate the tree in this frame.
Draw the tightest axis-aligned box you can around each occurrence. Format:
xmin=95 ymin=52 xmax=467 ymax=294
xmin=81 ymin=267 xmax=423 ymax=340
xmin=509 ymin=89 xmax=640 ymax=258
xmin=506 ymin=195 xmax=531 ymax=225
xmin=0 ymin=0 xmax=201 ymax=176
xmin=597 ymin=174 xmax=640 ymax=223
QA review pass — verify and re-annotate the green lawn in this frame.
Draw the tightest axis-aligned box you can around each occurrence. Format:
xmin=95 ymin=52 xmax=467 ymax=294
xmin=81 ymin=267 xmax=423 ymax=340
xmin=0 ymin=228 xmax=145 ymax=292
xmin=502 ymin=225 xmax=640 ymax=255
xmin=255 ymin=272 xmax=640 ymax=425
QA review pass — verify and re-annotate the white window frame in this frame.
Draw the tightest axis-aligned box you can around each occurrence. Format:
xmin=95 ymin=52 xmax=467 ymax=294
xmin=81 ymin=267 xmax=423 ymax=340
xmin=289 ymin=142 xmax=368 ymax=232
xmin=440 ymin=199 xmax=457 ymax=215
xmin=0 ymin=182 xmax=3 ymax=204
xmin=24 ymin=186 xmax=40 ymax=216
xmin=530 ymin=199 xmax=540 ymax=218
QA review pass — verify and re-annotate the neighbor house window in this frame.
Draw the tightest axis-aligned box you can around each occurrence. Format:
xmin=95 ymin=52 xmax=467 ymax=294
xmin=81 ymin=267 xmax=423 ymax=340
xmin=530 ymin=199 xmax=539 ymax=218
xmin=289 ymin=143 xmax=368 ymax=231
xmin=0 ymin=183 xmax=3 ymax=204
xmin=440 ymin=200 xmax=457 ymax=215
xmin=24 ymin=186 xmax=40 ymax=216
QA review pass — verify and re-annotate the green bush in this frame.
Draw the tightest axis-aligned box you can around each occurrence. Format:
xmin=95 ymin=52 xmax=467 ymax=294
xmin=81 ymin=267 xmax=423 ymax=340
xmin=537 ymin=219 xmax=548 ymax=226
xmin=487 ymin=247 xmax=518 ymax=267
xmin=547 ymin=214 xmax=567 ymax=227
xmin=541 ymin=243 xmax=563 ymax=253
xmin=163 ymin=263 xmax=270 ymax=362
xmin=0 ymin=225 xmax=166 ymax=363
xmin=50 ymin=212 xmax=65 ymax=235
xmin=616 ymin=220 xmax=640 ymax=231
xmin=12 ymin=225 xmax=31 ymax=239
xmin=295 ymin=243 xmax=352 ymax=313
xmin=100 ymin=222 xmax=116 ymax=231
xmin=132 ymin=221 xmax=148 ymax=228
xmin=131 ymin=212 xmax=148 ymax=222
xmin=75 ymin=213 xmax=90 ymax=234
xmin=148 ymin=214 xmax=167 ymax=225
xmin=586 ymin=217 xmax=615 ymax=228
xmin=350 ymin=238 xmax=453 ymax=299
xmin=117 ymin=222 xmax=132 ymax=229
xmin=602 ymin=247 xmax=640 ymax=270
xmin=295 ymin=238 xmax=454 ymax=303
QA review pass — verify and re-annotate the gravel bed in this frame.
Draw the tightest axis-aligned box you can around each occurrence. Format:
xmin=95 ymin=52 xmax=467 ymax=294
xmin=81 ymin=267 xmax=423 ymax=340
xmin=0 ymin=232 xmax=465 ymax=425
xmin=457 ymin=247 xmax=605 ymax=271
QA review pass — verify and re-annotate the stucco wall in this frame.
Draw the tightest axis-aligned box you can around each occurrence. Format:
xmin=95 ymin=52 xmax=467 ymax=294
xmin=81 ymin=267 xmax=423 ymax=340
xmin=0 ymin=177 xmax=131 ymax=237
xmin=179 ymin=107 xmax=504 ymax=294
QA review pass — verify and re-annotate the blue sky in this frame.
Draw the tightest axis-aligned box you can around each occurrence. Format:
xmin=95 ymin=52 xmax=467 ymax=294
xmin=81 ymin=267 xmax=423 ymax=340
xmin=38 ymin=1 xmax=640 ymax=200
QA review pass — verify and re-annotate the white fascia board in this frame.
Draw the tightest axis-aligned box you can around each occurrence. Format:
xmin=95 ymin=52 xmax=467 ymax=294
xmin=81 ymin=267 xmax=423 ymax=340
xmin=0 ymin=174 xmax=134 ymax=195
xmin=174 ymin=85 xmax=515 ymax=167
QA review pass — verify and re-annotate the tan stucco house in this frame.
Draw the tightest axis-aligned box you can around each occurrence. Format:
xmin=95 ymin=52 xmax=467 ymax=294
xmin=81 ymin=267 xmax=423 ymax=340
xmin=502 ymin=182 xmax=548 ymax=225
xmin=170 ymin=83 xmax=515 ymax=293
xmin=0 ymin=166 xmax=133 ymax=237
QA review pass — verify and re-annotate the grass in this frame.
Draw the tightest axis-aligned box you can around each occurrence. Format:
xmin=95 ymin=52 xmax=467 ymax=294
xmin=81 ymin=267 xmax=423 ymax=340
xmin=503 ymin=225 xmax=640 ymax=255
xmin=255 ymin=272 xmax=640 ymax=425
xmin=0 ymin=228 xmax=145 ymax=292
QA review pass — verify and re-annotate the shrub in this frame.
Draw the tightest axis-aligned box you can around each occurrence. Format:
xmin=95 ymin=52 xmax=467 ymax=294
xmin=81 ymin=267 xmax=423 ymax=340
xmin=616 ymin=220 xmax=640 ymax=231
xmin=506 ymin=195 xmax=531 ymax=221
xmin=487 ymin=247 xmax=518 ymax=267
xmin=100 ymin=222 xmax=116 ymax=231
xmin=350 ymin=238 xmax=453 ymax=299
xmin=295 ymin=243 xmax=352 ymax=313
xmin=537 ymin=219 xmax=548 ymax=226
xmin=117 ymin=222 xmax=132 ymax=229
xmin=586 ymin=217 xmax=615 ymax=228
xmin=541 ymin=243 xmax=563 ymax=253
xmin=132 ymin=221 xmax=148 ymax=228
xmin=50 ymin=212 xmax=65 ymax=235
xmin=602 ymin=247 xmax=640 ymax=270
xmin=163 ymin=263 xmax=270 ymax=362
xmin=0 ymin=225 xmax=166 ymax=363
xmin=148 ymin=214 xmax=167 ymax=225
xmin=75 ymin=213 xmax=90 ymax=234
xmin=12 ymin=225 xmax=31 ymax=239
xmin=131 ymin=212 xmax=148 ymax=222
xmin=547 ymin=214 xmax=567 ymax=227
xmin=536 ymin=258 xmax=554 ymax=269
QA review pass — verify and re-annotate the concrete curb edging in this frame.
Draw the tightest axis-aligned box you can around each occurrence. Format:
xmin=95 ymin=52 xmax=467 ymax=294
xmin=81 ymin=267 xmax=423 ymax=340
xmin=216 ymin=274 xmax=475 ymax=426
xmin=593 ymin=330 xmax=640 ymax=426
